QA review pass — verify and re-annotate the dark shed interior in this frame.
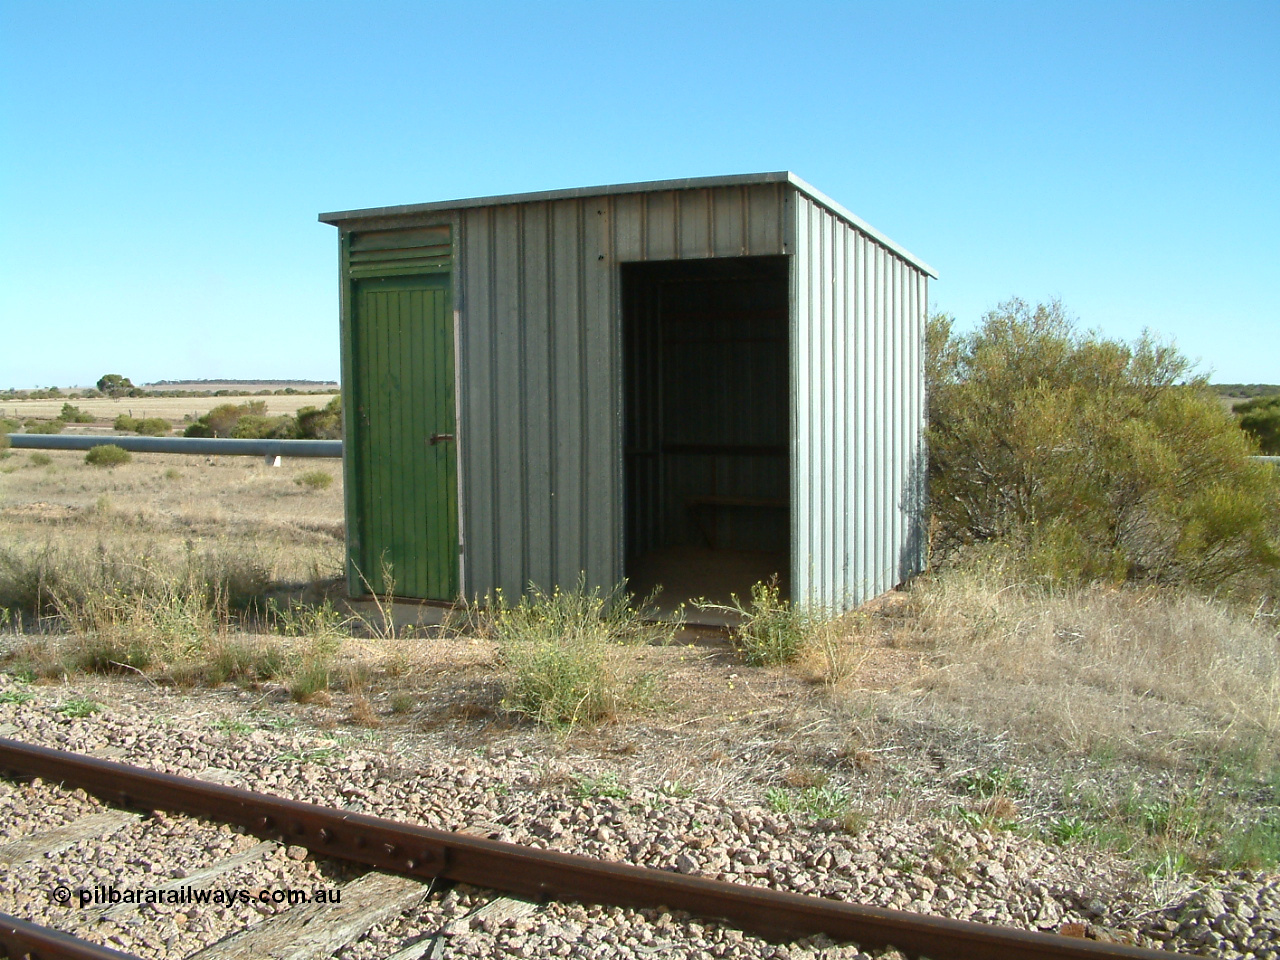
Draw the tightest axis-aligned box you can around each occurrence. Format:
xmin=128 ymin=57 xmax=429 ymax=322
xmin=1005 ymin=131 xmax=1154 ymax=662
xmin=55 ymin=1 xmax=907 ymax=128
xmin=623 ymin=256 xmax=790 ymax=607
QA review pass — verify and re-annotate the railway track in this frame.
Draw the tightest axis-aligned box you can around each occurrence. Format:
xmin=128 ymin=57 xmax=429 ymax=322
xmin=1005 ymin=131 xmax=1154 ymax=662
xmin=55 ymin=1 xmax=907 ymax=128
xmin=0 ymin=737 xmax=1186 ymax=960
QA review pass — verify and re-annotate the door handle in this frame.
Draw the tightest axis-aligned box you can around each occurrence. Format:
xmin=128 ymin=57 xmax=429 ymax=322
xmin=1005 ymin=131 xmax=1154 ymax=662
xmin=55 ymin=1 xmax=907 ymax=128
xmin=429 ymin=433 xmax=455 ymax=445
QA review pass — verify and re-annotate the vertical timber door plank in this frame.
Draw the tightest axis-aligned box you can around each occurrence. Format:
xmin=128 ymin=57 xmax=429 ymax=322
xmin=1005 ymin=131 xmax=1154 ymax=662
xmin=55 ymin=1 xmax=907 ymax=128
xmin=353 ymin=275 xmax=458 ymax=601
xmin=439 ymin=278 xmax=460 ymax=598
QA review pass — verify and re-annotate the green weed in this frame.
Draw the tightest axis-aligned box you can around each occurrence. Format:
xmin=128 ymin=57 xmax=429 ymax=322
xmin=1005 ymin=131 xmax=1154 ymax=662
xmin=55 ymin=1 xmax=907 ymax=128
xmin=253 ymin=713 xmax=297 ymax=731
xmin=276 ymin=747 xmax=336 ymax=764
xmin=658 ymin=780 xmax=693 ymax=799
xmin=1046 ymin=816 xmax=1089 ymax=844
xmin=701 ymin=578 xmax=812 ymax=666
xmin=958 ymin=766 xmax=1027 ymax=799
xmin=58 ymin=698 xmax=102 ymax=718
xmin=488 ymin=577 xmax=673 ymax=727
xmin=1219 ymin=814 xmax=1280 ymax=870
xmin=571 ymin=771 xmax=629 ymax=800
xmin=766 ymin=782 xmax=853 ymax=821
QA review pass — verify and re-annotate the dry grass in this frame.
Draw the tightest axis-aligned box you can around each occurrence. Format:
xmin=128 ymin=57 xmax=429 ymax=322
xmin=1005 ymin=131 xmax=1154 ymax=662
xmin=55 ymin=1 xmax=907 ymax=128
xmin=0 ymin=449 xmax=344 ymax=592
xmin=796 ymin=612 xmax=871 ymax=689
xmin=795 ymin=555 xmax=1280 ymax=875
xmin=894 ymin=553 xmax=1280 ymax=769
xmin=1 ymin=393 xmax=338 ymax=423
xmin=0 ymin=445 xmax=348 ymax=695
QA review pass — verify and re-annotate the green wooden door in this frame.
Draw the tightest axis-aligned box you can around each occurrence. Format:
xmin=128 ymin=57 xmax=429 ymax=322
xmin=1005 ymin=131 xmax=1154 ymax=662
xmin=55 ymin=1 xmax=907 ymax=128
xmin=350 ymin=273 xmax=458 ymax=599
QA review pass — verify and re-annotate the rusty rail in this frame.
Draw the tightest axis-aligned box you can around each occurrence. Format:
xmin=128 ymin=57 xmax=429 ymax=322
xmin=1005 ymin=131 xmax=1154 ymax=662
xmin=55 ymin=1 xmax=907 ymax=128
xmin=0 ymin=738 xmax=1185 ymax=960
xmin=0 ymin=911 xmax=142 ymax=960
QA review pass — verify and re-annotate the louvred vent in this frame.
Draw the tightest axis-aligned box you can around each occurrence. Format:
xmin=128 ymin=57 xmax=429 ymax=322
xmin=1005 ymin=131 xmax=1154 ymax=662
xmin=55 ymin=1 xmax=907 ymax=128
xmin=348 ymin=226 xmax=451 ymax=278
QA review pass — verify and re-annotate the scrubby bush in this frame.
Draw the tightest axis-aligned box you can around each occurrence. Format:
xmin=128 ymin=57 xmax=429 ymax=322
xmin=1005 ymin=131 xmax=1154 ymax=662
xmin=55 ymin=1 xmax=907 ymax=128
xmin=1235 ymin=396 xmax=1280 ymax=455
xmin=1 ymin=417 xmax=19 ymax=434
xmin=230 ymin=414 xmax=294 ymax=439
xmin=295 ymin=469 xmax=334 ymax=491
xmin=59 ymin=403 xmax=94 ymax=423
xmin=85 ymin=444 xmax=132 ymax=467
xmin=24 ymin=419 xmax=64 ymax=434
xmin=184 ymin=401 xmax=272 ymax=438
xmin=114 ymin=414 xmax=172 ymax=435
xmin=295 ymin=395 xmax=342 ymax=439
xmin=135 ymin=417 xmax=171 ymax=436
xmin=927 ymin=300 xmax=1280 ymax=593
xmin=28 ymin=452 xmax=52 ymax=467
xmin=181 ymin=397 xmax=341 ymax=440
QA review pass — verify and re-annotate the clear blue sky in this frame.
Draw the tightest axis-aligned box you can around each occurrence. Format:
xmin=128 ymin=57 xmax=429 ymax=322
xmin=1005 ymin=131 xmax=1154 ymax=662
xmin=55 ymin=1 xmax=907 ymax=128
xmin=2 ymin=0 xmax=1276 ymax=388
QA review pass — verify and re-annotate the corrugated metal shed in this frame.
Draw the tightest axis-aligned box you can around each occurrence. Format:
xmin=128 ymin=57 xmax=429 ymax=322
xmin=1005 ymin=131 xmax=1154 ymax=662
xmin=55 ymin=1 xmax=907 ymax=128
xmin=320 ymin=172 xmax=934 ymax=612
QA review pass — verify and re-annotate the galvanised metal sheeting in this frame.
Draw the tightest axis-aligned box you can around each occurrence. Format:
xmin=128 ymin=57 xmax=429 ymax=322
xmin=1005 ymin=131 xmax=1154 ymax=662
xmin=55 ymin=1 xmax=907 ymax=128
xmin=792 ymin=194 xmax=928 ymax=609
xmin=321 ymin=173 xmax=934 ymax=611
xmin=456 ymin=182 xmax=790 ymax=598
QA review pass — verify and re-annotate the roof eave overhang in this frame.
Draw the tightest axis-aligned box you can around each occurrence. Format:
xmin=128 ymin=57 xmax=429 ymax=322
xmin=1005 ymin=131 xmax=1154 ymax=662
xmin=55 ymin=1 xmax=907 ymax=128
xmin=319 ymin=171 xmax=937 ymax=279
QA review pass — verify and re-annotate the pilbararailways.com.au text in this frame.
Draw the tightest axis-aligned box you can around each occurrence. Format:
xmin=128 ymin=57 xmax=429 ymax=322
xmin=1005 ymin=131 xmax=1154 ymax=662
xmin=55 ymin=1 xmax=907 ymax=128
xmin=55 ymin=884 xmax=342 ymax=909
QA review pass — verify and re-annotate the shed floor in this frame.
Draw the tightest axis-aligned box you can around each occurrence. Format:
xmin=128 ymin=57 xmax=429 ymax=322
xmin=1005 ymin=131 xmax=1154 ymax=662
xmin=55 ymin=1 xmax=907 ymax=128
xmin=626 ymin=545 xmax=789 ymax=624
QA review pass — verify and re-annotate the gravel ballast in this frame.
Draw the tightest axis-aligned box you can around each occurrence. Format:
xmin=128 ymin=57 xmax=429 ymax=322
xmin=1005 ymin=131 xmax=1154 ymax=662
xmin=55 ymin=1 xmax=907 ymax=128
xmin=1 ymin=675 xmax=1277 ymax=959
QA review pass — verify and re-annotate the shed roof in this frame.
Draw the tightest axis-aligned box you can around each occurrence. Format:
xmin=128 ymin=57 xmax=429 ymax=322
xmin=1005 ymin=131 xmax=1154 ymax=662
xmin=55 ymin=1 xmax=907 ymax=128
xmin=319 ymin=172 xmax=936 ymax=278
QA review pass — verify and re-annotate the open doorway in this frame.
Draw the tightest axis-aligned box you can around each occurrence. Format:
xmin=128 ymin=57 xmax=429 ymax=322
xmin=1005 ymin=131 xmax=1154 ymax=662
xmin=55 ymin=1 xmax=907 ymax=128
xmin=623 ymin=256 xmax=790 ymax=614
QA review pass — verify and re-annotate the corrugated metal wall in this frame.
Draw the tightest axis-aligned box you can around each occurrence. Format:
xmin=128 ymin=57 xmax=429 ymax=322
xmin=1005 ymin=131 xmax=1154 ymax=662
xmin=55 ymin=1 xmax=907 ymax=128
xmin=326 ymin=176 xmax=930 ymax=612
xmin=791 ymin=195 xmax=929 ymax=609
xmin=455 ymin=182 xmax=790 ymax=599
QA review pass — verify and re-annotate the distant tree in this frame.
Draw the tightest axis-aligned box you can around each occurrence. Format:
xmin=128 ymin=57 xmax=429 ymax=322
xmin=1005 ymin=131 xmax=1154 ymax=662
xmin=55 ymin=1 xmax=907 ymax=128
xmin=96 ymin=374 xmax=135 ymax=398
xmin=927 ymin=299 xmax=1280 ymax=592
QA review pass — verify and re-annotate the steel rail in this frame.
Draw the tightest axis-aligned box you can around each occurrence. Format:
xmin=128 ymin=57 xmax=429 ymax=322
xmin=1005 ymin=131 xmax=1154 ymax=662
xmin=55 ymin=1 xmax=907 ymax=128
xmin=3 ymin=435 xmax=341 ymax=458
xmin=0 ymin=911 xmax=143 ymax=960
xmin=0 ymin=738 xmax=1185 ymax=960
